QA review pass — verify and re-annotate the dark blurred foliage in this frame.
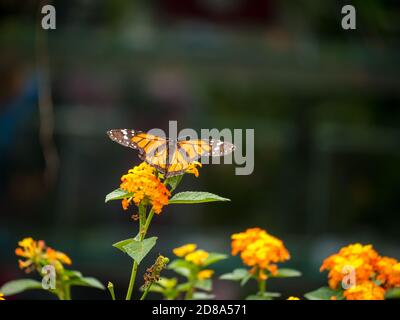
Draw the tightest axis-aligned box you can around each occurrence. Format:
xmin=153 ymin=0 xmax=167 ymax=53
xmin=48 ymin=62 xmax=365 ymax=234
xmin=1 ymin=0 xmax=400 ymax=299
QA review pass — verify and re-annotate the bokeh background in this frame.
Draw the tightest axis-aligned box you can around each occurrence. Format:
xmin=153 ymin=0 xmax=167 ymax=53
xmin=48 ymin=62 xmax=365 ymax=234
xmin=1 ymin=0 xmax=400 ymax=299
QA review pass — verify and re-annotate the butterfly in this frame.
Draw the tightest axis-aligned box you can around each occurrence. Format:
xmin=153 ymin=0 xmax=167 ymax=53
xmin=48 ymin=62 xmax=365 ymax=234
xmin=107 ymin=129 xmax=235 ymax=177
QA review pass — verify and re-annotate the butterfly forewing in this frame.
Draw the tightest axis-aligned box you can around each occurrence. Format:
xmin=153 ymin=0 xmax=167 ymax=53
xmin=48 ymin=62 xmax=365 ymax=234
xmin=107 ymin=129 xmax=139 ymax=149
xmin=177 ymin=140 xmax=212 ymax=161
xmin=209 ymin=139 xmax=235 ymax=156
xmin=131 ymin=132 xmax=166 ymax=156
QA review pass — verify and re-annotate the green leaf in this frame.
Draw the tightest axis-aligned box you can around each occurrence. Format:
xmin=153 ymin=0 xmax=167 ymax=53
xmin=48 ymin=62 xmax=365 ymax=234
xmin=0 ymin=279 xmax=43 ymax=296
xmin=220 ymin=268 xmax=249 ymax=281
xmin=195 ymin=279 xmax=212 ymax=292
xmin=264 ymin=292 xmax=281 ymax=298
xmin=148 ymin=283 xmax=165 ymax=293
xmin=169 ymin=192 xmax=230 ymax=204
xmin=246 ymin=292 xmax=281 ymax=300
xmin=192 ymin=292 xmax=215 ymax=300
xmin=105 ymin=188 xmax=132 ymax=203
xmin=66 ymin=277 xmax=105 ymax=290
xmin=123 ymin=237 xmax=157 ymax=264
xmin=112 ymin=238 xmax=136 ymax=253
xmin=176 ymin=282 xmax=191 ymax=292
xmin=168 ymin=259 xmax=192 ymax=269
xmin=246 ymin=294 xmax=270 ymax=300
xmin=304 ymin=287 xmax=343 ymax=300
xmin=174 ymin=268 xmax=191 ymax=278
xmin=386 ymin=288 xmax=400 ymax=299
xmin=271 ymin=268 xmax=302 ymax=278
xmin=63 ymin=270 xmax=83 ymax=279
xmin=240 ymin=272 xmax=252 ymax=286
xmin=157 ymin=277 xmax=178 ymax=290
xmin=165 ymin=175 xmax=183 ymax=191
xmin=203 ymin=253 xmax=228 ymax=267
xmin=168 ymin=259 xmax=195 ymax=278
xmin=148 ymin=278 xmax=180 ymax=300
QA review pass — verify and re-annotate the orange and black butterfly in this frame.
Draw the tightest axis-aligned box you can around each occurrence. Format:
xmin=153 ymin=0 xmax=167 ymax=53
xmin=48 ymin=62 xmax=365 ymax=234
xmin=107 ymin=129 xmax=235 ymax=177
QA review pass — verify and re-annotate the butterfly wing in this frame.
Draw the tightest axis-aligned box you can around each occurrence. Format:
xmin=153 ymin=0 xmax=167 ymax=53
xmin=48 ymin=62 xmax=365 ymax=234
xmin=107 ymin=129 xmax=165 ymax=151
xmin=141 ymin=140 xmax=170 ymax=173
xmin=178 ymin=139 xmax=235 ymax=158
xmin=107 ymin=129 xmax=168 ymax=164
xmin=107 ymin=129 xmax=139 ymax=149
xmin=160 ymin=140 xmax=211 ymax=177
xmin=107 ymin=129 xmax=235 ymax=177
xmin=161 ymin=139 xmax=235 ymax=177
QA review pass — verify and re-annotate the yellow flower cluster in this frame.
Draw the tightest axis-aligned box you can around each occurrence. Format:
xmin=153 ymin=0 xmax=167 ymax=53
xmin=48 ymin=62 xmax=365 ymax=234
xmin=120 ymin=162 xmax=171 ymax=214
xmin=185 ymin=250 xmax=209 ymax=266
xmin=231 ymin=228 xmax=290 ymax=279
xmin=173 ymin=244 xmax=213 ymax=279
xmin=173 ymin=244 xmax=197 ymax=257
xmin=0 ymin=293 xmax=4 ymax=300
xmin=287 ymin=296 xmax=300 ymax=300
xmin=15 ymin=237 xmax=72 ymax=273
xmin=320 ymin=243 xmax=400 ymax=300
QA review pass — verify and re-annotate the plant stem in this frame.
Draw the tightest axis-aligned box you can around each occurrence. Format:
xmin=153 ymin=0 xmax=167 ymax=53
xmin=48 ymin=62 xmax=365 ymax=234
xmin=184 ymin=274 xmax=197 ymax=300
xmin=142 ymin=209 xmax=155 ymax=237
xmin=258 ymin=278 xmax=266 ymax=295
xmin=108 ymin=282 xmax=116 ymax=300
xmin=56 ymin=290 xmax=65 ymax=300
xmin=125 ymin=208 xmax=155 ymax=300
xmin=139 ymin=204 xmax=146 ymax=232
xmin=125 ymin=261 xmax=138 ymax=300
xmin=64 ymin=285 xmax=72 ymax=300
xmin=184 ymin=285 xmax=195 ymax=300
xmin=140 ymin=283 xmax=152 ymax=300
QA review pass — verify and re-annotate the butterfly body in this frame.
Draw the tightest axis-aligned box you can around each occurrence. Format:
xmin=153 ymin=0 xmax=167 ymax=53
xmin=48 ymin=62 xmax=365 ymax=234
xmin=107 ymin=129 xmax=235 ymax=177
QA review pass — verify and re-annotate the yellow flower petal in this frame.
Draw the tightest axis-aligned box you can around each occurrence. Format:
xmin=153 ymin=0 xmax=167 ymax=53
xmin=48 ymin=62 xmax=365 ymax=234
xmin=15 ymin=238 xmax=72 ymax=273
xmin=173 ymin=244 xmax=197 ymax=257
xmin=198 ymin=269 xmax=214 ymax=280
xmin=185 ymin=161 xmax=202 ymax=177
xmin=185 ymin=250 xmax=209 ymax=266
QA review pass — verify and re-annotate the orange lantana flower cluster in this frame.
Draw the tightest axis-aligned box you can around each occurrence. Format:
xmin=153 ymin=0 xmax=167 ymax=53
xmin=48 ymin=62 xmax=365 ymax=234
xmin=120 ymin=163 xmax=171 ymax=214
xmin=375 ymin=256 xmax=400 ymax=289
xmin=15 ymin=237 xmax=72 ymax=273
xmin=231 ymin=227 xmax=290 ymax=279
xmin=320 ymin=243 xmax=400 ymax=300
xmin=343 ymin=281 xmax=386 ymax=300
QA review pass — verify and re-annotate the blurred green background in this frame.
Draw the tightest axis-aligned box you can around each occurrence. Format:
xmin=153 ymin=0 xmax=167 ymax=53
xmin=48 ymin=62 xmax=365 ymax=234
xmin=1 ymin=0 xmax=400 ymax=299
